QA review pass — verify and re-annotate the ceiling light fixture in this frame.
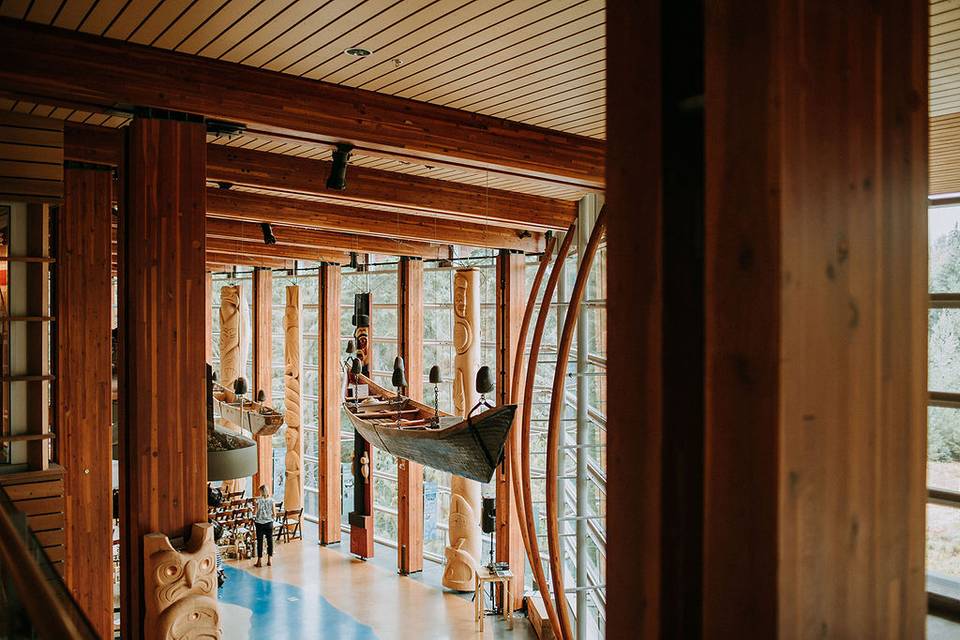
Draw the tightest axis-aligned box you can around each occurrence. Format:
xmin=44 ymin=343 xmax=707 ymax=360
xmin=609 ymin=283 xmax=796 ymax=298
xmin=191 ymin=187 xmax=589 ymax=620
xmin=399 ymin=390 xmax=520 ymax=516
xmin=326 ymin=143 xmax=354 ymax=190
xmin=261 ymin=222 xmax=277 ymax=245
xmin=344 ymin=47 xmax=372 ymax=58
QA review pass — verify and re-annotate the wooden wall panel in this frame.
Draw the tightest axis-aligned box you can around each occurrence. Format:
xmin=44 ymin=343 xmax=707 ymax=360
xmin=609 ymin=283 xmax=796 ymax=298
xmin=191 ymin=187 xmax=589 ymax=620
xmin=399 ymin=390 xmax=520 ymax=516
xmin=0 ymin=111 xmax=62 ymax=201
xmin=318 ymin=264 xmax=342 ymax=545
xmin=495 ymin=250 xmax=525 ymax=610
xmin=397 ymin=257 xmax=423 ymax=574
xmin=57 ymin=165 xmax=113 ymax=639
xmin=704 ymin=0 xmax=927 ymax=638
xmin=118 ymin=116 xmax=207 ymax=640
xmin=253 ymin=268 xmax=273 ymax=491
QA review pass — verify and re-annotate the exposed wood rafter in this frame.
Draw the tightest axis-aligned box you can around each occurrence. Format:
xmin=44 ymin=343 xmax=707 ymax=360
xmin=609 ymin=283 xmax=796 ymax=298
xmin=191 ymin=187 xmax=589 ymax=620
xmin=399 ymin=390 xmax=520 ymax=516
xmin=2 ymin=19 xmax=605 ymax=189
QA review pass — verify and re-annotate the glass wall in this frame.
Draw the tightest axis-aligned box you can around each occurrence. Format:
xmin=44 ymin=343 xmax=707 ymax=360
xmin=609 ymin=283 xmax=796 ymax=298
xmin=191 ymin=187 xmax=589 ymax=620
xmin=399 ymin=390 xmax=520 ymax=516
xmin=340 ymin=257 xmax=400 ymax=545
xmin=928 ymin=204 xmax=960 ymax=586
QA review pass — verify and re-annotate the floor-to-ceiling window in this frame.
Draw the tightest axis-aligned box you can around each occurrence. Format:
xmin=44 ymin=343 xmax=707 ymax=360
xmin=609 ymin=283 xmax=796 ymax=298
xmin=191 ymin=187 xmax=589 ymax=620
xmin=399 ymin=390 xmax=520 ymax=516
xmin=927 ymin=203 xmax=960 ymax=598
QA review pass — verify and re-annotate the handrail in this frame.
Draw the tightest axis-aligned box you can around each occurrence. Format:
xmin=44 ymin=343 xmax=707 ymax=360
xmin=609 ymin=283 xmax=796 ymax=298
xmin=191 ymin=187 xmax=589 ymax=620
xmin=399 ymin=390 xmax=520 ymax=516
xmin=0 ymin=484 xmax=97 ymax=639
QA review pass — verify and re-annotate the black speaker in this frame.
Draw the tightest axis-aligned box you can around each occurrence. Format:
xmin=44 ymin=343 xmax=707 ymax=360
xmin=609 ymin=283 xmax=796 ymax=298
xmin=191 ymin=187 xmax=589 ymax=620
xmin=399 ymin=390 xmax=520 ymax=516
xmin=481 ymin=497 xmax=496 ymax=534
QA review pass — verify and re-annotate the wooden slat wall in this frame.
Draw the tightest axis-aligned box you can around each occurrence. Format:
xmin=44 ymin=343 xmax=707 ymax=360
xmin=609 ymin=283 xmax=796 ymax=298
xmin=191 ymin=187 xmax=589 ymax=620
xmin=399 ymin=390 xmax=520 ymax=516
xmin=495 ymin=250 xmax=526 ymax=610
xmin=57 ymin=165 xmax=113 ymax=640
xmin=397 ymin=257 xmax=424 ymax=574
xmin=0 ymin=466 xmax=67 ymax=574
xmin=0 ymin=112 xmax=62 ymax=202
xmin=318 ymin=263 xmax=342 ymax=545
xmin=930 ymin=112 xmax=960 ymax=193
xmin=118 ymin=117 xmax=207 ymax=640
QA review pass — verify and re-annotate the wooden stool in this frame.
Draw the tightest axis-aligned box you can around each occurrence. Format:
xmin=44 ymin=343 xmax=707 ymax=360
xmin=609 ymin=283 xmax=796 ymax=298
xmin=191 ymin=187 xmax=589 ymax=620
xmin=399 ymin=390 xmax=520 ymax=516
xmin=474 ymin=567 xmax=513 ymax=632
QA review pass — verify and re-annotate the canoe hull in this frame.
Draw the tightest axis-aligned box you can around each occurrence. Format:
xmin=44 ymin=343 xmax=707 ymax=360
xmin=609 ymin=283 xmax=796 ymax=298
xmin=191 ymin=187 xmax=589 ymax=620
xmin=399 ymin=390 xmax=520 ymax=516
xmin=344 ymin=404 xmax=517 ymax=483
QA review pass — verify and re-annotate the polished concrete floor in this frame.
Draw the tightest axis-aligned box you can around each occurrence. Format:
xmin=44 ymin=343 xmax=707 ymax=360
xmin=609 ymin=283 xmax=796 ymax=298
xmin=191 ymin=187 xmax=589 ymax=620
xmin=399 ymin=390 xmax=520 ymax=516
xmin=219 ymin=520 xmax=536 ymax=639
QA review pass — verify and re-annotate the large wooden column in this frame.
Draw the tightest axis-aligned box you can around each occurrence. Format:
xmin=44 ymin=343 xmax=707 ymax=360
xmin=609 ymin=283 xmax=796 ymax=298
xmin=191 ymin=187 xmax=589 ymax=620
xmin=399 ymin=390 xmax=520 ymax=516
xmin=442 ymin=268 xmax=483 ymax=591
xmin=284 ymin=286 xmax=303 ymax=510
xmin=349 ymin=290 xmax=375 ymax=558
xmin=118 ymin=114 xmax=207 ymax=640
xmin=318 ymin=263 xmax=342 ymax=544
xmin=607 ymin=1 xmax=927 ymax=637
xmin=218 ymin=284 xmax=243 ymax=495
xmin=252 ymin=268 xmax=273 ymax=490
xmin=495 ymin=250 xmax=525 ymax=609
xmin=57 ymin=164 xmax=113 ymax=639
xmin=397 ymin=257 xmax=424 ymax=574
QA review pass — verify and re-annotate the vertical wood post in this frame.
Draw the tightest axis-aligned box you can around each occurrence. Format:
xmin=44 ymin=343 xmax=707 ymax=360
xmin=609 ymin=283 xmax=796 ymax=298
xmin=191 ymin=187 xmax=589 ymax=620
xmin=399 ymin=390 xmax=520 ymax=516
xmin=318 ymin=263 xmax=342 ymax=544
xmin=495 ymin=250 xmax=526 ymax=609
xmin=218 ymin=284 xmax=243 ymax=495
xmin=283 ymin=286 xmax=303 ymax=511
xmin=349 ymin=290 xmax=375 ymax=558
xmin=442 ymin=267 xmax=483 ymax=591
xmin=58 ymin=164 xmax=113 ymax=639
xmin=252 ymin=268 xmax=273 ymax=490
xmin=397 ymin=257 xmax=424 ymax=574
xmin=204 ymin=272 xmax=212 ymax=364
xmin=118 ymin=114 xmax=207 ymax=640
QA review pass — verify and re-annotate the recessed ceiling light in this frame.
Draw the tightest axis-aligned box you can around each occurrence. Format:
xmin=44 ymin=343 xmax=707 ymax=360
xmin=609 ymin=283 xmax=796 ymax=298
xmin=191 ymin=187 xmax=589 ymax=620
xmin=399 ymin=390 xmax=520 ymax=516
xmin=344 ymin=47 xmax=372 ymax=58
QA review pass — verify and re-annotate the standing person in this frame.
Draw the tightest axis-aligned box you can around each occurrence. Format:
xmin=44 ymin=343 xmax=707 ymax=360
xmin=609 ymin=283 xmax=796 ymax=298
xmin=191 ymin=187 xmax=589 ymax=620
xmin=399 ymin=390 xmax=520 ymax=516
xmin=253 ymin=484 xmax=274 ymax=568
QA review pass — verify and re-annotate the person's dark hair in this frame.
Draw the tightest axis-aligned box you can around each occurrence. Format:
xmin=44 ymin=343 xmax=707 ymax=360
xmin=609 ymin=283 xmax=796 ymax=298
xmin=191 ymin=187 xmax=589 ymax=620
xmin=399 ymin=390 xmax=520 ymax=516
xmin=213 ymin=521 xmax=224 ymax=543
xmin=208 ymin=485 xmax=223 ymax=508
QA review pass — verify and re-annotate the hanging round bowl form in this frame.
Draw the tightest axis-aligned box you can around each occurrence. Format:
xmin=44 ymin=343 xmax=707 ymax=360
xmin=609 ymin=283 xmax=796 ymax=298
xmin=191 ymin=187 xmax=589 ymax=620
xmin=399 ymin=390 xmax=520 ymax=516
xmin=207 ymin=426 xmax=258 ymax=481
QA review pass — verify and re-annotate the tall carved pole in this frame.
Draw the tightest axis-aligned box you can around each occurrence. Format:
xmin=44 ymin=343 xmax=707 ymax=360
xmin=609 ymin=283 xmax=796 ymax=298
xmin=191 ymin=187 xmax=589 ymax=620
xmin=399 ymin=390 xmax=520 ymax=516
xmin=219 ymin=285 xmax=242 ymax=495
xmin=349 ymin=292 xmax=375 ymax=559
xmin=284 ymin=286 xmax=303 ymax=511
xmin=442 ymin=268 xmax=483 ymax=591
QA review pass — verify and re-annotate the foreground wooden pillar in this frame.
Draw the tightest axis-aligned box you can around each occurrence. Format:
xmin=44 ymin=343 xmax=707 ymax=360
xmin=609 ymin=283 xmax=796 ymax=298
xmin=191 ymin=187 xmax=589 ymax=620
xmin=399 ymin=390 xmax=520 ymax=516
xmin=442 ymin=268 xmax=483 ymax=591
xmin=253 ymin=268 xmax=273 ymax=490
xmin=318 ymin=264 xmax=342 ymax=544
xmin=397 ymin=257 xmax=424 ymax=574
xmin=118 ymin=115 xmax=207 ymax=640
xmin=284 ymin=286 xmax=303 ymax=511
xmin=495 ymin=250 xmax=525 ymax=609
xmin=58 ymin=164 xmax=113 ymax=639
xmin=607 ymin=1 xmax=927 ymax=637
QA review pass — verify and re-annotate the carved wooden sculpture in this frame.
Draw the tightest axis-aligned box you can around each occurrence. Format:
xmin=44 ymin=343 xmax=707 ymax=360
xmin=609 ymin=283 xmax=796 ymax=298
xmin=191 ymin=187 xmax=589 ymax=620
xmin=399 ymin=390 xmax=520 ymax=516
xmin=348 ymin=293 xmax=375 ymax=559
xmin=442 ymin=268 xmax=483 ymax=591
xmin=546 ymin=209 xmax=606 ymax=640
xmin=219 ymin=285 xmax=243 ymax=494
xmin=284 ymin=285 xmax=303 ymax=511
xmin=143 ymin=523 xmax=220 ymax=640
xmin=519 ymin=223 xmax=577 ymax=640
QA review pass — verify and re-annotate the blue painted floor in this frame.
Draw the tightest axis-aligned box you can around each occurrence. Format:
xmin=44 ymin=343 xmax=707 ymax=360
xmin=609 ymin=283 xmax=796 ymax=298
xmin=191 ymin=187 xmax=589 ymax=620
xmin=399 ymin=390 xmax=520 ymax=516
xmin=219 ymin=564 xmax=378 ymax=639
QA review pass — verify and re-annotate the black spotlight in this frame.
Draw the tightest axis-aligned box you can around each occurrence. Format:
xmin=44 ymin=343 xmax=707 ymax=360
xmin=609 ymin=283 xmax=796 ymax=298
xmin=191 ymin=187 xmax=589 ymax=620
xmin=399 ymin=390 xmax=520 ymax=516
xmin=261 ymin=222 xmax=277 ymax=245
xmin=326 ymin=143 xmax=354 ymax=190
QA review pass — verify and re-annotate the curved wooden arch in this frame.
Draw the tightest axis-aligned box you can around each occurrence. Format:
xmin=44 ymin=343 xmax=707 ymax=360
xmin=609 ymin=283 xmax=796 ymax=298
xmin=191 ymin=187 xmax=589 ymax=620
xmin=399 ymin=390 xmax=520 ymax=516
xmin=507 ymin=235 xmax=557 ymax=599
xmin=519 ymin=222 xmax=577 ymax=640
xmin=545 ymin=207 xmax=607 ymax=640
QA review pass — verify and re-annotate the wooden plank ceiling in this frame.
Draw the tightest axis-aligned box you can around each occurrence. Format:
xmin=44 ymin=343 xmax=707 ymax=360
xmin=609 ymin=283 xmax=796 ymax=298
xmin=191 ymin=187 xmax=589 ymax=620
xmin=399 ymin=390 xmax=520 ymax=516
xmin=0 ymin=0 xmax=604 ymax=140
xmin=0 ymin=0 xmax=605 ymax=201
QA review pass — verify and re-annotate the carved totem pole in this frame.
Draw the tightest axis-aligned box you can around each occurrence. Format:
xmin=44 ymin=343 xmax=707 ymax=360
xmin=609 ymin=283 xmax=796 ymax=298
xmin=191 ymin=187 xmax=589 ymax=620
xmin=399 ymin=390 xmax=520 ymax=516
xmin=284 ymin=285 xmax=303 ymax=511
xmin=349 ymin=292 xmax=375 ymax=559
xmin=442 ymin=268 xmax=483 ymax=591
xmin=143 ymin=523 xmax=220 ymax=640
xmin=219 ymin=285 xmax=243 ymax=495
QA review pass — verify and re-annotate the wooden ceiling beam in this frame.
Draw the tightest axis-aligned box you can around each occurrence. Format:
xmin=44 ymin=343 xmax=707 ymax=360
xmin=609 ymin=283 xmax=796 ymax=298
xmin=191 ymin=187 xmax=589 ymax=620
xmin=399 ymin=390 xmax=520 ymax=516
xmin=206 ymin=237 xmax=349 ymax=265
xmin=207 ymin=188 xmax=544 ymax=253
xmin=206 ymin=145 xmax=575 ymax=230
xmin=63 ymin=124 xmax=573 ymax=231
xmin=2 ymin=19 xmax=604 ymax=189
xmin=111 ymin=240 xmax=296 ymax=270
xmin=206 ymin=218 xmax=448 ymax=260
